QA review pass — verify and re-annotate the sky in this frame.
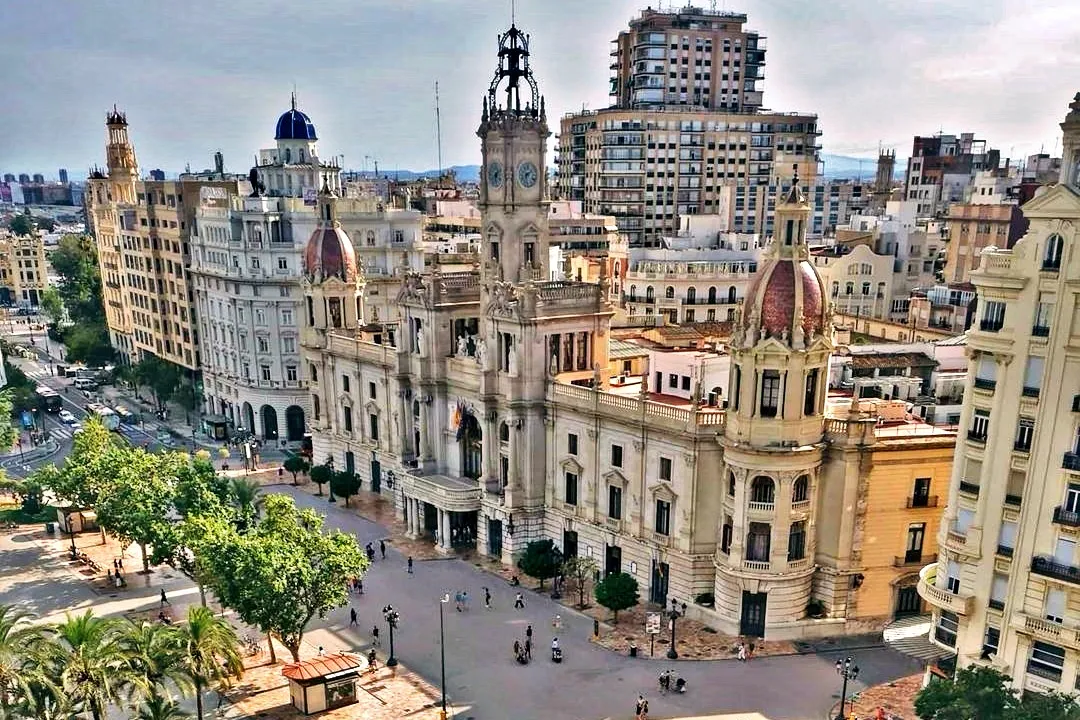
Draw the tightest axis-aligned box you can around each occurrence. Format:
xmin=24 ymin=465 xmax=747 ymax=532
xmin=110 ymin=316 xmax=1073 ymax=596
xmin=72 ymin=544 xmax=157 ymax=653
xmin=1 ymin=0 xmax=1078 ymax=178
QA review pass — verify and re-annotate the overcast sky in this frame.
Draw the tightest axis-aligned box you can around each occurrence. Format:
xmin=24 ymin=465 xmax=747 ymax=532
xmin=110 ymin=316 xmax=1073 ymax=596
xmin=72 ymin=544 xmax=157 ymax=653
xmin=1 ymin=0 xmax=1077 ymax=178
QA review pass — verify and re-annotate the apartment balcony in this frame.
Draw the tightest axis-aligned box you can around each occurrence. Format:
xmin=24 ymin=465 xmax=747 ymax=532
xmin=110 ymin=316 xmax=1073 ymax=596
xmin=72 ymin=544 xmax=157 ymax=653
xmin=959 ymin=481 xmax=980 ymax=497
xmin=979 ymin=319 xmax=1004 ymax=332
xmin=917 ymin=563 xmax=974 ymax=615
xmin=1063 ymin=453 xmax=1080 ymax=472
xmin=1015 ymin=613 xmax=1080 ymax=652
xmin=743 ymin=559 xmax=771 ymax=572
xmin=906 ymin=495 xmax=939 ymax=509
xmin=1004 ymin=493 xmax=1023 ymax=508
xmin=1031 ymin=325 xmax=1051 ymax=337
xmin=747 ymin=501 xmax=775 ymax=516
xmin=1053 ymin=506 xmax=1080 ymax=528
xmin=966 ymin=431 xmax=987 ymax=445
xmin=1031 ymin=556 xmax=1080 ymax=586
xmin=895 ymin=552 xmax=937 ymax=568
xmin=973 ymin=377 xmax=996 ymax=391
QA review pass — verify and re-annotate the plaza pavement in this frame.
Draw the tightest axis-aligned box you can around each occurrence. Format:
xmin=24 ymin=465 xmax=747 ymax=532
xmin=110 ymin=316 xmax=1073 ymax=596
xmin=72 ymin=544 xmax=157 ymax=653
xmin=0 ymin=485 xmax=923 ymax=720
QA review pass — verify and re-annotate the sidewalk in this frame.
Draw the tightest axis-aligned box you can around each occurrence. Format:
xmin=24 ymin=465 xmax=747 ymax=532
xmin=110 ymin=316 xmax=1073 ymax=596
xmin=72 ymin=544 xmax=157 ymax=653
xmin=827 ymin=673 xmax=920 ymax=720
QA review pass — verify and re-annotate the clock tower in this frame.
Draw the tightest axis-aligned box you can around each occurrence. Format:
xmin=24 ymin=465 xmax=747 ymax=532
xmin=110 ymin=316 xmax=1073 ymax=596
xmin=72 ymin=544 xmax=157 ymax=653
xmin=477 ymin=23 xmax=549 ymax=285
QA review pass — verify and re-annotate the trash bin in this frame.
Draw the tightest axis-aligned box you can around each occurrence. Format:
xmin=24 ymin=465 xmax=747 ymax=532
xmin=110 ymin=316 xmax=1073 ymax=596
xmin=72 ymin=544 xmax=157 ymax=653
xmin=629 ymin=643 xmax=638 ymax=658
xmin=45 ymin=522 xmax=55 ymax=535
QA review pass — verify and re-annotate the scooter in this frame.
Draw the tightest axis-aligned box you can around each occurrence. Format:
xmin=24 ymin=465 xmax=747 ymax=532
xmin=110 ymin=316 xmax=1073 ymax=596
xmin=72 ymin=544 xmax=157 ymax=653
xmin=551 ymin=646 xmax=563 ymax=663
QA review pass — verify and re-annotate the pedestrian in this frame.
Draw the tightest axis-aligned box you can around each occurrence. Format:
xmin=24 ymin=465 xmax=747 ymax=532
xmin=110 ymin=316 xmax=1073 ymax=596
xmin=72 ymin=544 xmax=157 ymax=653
xmin=736 ymin=642 xmax=746 ymax=662
xmin=372 ymin=625 xmax=380 ymax=647
xmin=407 ymin=556 xmax=413 ymax=574
xmin=106 ymin=568 xmax=113 ymax=584
xmin=513 ymin=639 xmax=521 ymax=660
xmin=379 ymin=539 xmax=386 ymax=560
xmin=526 ymin=624 xmax=533 ymax=642
xmin=483 ymin=587 xmax=492 ymax=609
xmin=367 ymin=647 xmax=378 ymax=672
xmin=639 ymin=696 xmax=649 ymax=720
xmin=461 ymin=590 xmax=469 ymax=611
xmin=357 ymin=578 xmax=364 ymax=595
xmin=118 ymin=558 xmax=123 ymax=572
xmin=747 ymin=641 xmax=756 ymax=661
xmin=350 ymin=608 xmax=358 ymax=627
xmin=112 ymin=559 xmax=118 ymax=572
xmin=524 ymin=637 xmax=532 ymax=660
xmin=318 ymin=646 xmax=324 ymax=656
xmin=160 ymin=589 xmax=170 ymax=607
xmin=514 ymin=592 xmax=525 ymax=609
xmin=455 ymin=592 xmax=463 ymax=612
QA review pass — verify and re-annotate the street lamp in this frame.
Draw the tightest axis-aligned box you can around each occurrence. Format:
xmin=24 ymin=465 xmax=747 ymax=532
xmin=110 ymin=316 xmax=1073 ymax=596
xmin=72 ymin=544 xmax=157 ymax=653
xmin=438 ymin=594 xmax=449 ymax=720
xmin=666 ymin=598 xmax=687 ymax=660
xmin=835 ymin=656 xmax=860 ymax=720
xmin=383 ymin=604 xmax=399 ymax=667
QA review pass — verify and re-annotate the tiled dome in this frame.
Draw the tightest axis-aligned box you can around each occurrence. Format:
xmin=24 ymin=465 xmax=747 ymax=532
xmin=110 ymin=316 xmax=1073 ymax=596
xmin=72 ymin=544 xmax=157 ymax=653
xmin=304 ymin=226 xmax=357 ymax=282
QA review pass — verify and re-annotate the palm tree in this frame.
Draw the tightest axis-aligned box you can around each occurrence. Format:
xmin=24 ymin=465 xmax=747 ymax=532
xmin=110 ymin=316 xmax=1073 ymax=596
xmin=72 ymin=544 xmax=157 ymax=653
xmin=176 ymin=606 xmax=242 ymax=720
xmin=53 ymin=611 xmax=143 ymax=720
xmin=135 ymin=695 xmax=193 ymax=720
xmin=229 ymin=477 xmax=263 ymax=530
xmin=122 ymin=621 xmax=194 ymax=703
xmin=0 ymin=605 xmax=55 ymax=714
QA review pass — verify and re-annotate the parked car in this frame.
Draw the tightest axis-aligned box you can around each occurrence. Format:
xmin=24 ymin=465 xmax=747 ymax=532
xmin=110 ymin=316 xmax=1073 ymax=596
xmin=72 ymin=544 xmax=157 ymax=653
xmin=58 ymin=410 xmax=76 ymax=424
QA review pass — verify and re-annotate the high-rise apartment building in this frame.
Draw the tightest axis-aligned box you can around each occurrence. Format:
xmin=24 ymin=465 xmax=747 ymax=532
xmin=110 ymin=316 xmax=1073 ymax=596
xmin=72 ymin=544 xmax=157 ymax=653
xmin=0 ymin=230 xmax=49 ymax=306
xmin=609 ymin=6 xmax=765 ymax=112
xmin=918 ymin=93 xmax=1080 ymax=695
xmin=903 ymin=133 xmax=1000 ymax=217
xmin=559 ymin=5 xmax=819 ymax=246
xmin=86 ymin=108 xmax=243 ymax=369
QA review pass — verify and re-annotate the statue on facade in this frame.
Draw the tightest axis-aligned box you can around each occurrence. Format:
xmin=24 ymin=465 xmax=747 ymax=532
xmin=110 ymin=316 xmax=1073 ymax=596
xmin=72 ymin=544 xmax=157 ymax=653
xmin=476 ymin=339 xmax=489 ymax=370
xmin=793 ymin=323 xmax=806 ymax=349
xmin=416 ymin=328 xmax=426 ymax=356
xmin=247 ymin=167 xmax=266 ymax=197
xmin=508 ymin=343 xmax=519 ymax=377
xmin=457 ymin=334 xmax=469 ymax=357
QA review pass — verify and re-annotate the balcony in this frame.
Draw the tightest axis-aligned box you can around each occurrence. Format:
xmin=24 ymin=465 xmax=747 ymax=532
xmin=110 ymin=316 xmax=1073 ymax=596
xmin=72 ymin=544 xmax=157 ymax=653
xmin=1005 ymin=494 xmax=1023 ymax=507
xmin=747 ymin=501 xmax=775 ymax=514
xmin=967 ymin=431 xmax=987 ymax=445
xmin=917 ymin=563 xmax=974 ymax=615
xmin=743 ymin=559 xmax=771 ymax=571
xmin=973 ymin=377 xmax=997 ymax=391
xmin=1032 ymin=325 xmax=1051 ymax=337
xmin=1031 ymin=556 xmax=1080 ymax=585
xmin=996 ymin=544 xmax=1015 ymax=558
xmin=895 ymin=552 xmax=936 ymax=568
xmin=1022 ymin=386 xmax=1041 ymax=398
xmin=959 ymin=481 xmax=980 ymax=497
xmin=1017 ymin=613 xmax=1080 ymax=651
xmin=1053 ymin=506 xmax=1080 ymax=528
xmin=979 ymin=319 xmax=1004 ymax=332
xmin=1063 ymin=453 xmax=1080 ymax=472
xmin=907 ymin=495 xmax=939 ymax=509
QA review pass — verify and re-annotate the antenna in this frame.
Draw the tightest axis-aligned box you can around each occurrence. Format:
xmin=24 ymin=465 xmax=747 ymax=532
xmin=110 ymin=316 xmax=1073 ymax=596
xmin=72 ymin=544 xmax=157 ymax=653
xmin=511 ymin=0 xmax=515 ymax=25
xmin=435 ymin=81 xmax=444 ymax=179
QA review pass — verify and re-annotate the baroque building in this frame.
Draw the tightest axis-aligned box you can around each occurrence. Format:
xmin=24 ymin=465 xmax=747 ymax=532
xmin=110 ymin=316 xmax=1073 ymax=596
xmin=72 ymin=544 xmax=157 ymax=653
xmin=918 ymin=93 xmax=1080 ymax=696
xmin=302 ymin=23 xmax=956 ymax=640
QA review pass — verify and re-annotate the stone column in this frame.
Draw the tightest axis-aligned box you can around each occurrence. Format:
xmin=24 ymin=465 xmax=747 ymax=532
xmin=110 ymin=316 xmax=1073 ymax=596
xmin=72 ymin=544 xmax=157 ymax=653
xmin=418 ymin=403 xmax=432 ymax=466
xmin=413 ymin=499 xmax=423 ymax=538
xmin=439 ymin=509 xmax=451 ymax=550
xmin=404 ymin=496 xmax=414 ymax=536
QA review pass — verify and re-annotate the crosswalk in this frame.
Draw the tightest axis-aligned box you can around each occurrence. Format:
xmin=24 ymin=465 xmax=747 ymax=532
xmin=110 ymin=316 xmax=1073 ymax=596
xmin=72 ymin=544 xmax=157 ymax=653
xmin=23 ymin=367 xmax=53 ymax=381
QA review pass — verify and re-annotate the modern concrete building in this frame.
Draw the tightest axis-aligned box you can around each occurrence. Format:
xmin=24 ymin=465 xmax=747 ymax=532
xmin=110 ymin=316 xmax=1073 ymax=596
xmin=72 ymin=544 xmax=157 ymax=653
xmin=918 ymin=92 xmax=1080 ymax=695
xmin=903 ymin=133 xmax=1000 ymax=217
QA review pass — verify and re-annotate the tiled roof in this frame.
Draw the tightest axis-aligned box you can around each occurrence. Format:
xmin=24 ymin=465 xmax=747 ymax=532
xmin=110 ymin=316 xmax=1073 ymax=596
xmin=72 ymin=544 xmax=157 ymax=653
xmin=281 ymin=653 xmax=364 ymax=682
xmin=850 ymin=352 xmax=937 ymax=370
xmin=609 ymin=338 xmax=650 ymax=359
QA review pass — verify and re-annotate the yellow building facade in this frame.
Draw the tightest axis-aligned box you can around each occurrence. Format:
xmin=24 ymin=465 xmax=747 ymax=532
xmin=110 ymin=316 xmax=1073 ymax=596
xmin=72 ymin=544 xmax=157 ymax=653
xmin=0 ymin=231 xmax=49 ymax=306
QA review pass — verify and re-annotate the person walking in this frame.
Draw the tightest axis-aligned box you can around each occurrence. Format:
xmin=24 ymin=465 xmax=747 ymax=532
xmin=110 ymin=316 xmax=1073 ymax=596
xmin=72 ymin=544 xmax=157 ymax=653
xmin=160 ymin=589 xmax=170 ymax=607
xmin=736 ymin=642 xmax=747 ymax=662
xmin=461 ymin=590 xmax=469 ymax=611
xmin=526 ymin=624 xmax=533 ymax=644
xmin=483 ymin=587 xmax=492 ymax=610
xmin=455 ymin=591 xmax=463 ymax=612
xmin=407 ymin=556 xmax=413 ymax=573
xmin=747 ymin=641 xmax=756 ymax=661
xmin=524 ymin=637 xmax=532 ymax=660
xmin=367 ymin=647 xmax=378 ymax=673
xmin=513 ymin=639 xmax=522 ymax=661
xmin=514 ymin=592 xmax=525 ymax=609
xmin=117 ymin=557 xmax=124 ymax=572
xmin=372 ymin=625 xmax=380 ymax=647
xmin=350 ymin=608 xmax=358 ymax=627
xmin=638 ymin=695 xmax=650 ymax=720
xmin=379 ymin=539 xmax=386 ymax=560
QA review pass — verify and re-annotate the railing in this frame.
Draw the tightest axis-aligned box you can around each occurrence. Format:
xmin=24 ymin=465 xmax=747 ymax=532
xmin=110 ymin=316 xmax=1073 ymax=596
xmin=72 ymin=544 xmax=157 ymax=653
xmin=1053 ymin=506 xmax=1080 ymax=528
xmin=973 ymin=377 xmax=996 ymax=391
xmin=787 ymin=558 xmax=809 ymax=570
xmin=959 ymin=481 xmax=980 ymax=496
xmin=1022 ymin=386 xmax=1041 ymax=398
xmin=792 ymin=499 xmax=811 ymax=512
xmin=1032 ymin=325 xmax=1051 ymax=337
xmin=747 ymin=501 xmax=775 ymax=513
xmin=996 ymin=545 xmax=1014 ymax=557
xmin=1005 ymin=494 xmax=1023 ymax=507
xmin=967 ymin=431 xmax=987 ymax=445
xmin=549 ymin=383 xmax=725 ymax=429
xmin=978 ymin=249 xmax=1015 ymax=275
xmin=1063 ymin=453 xmax=1080 ymax=472
xmin=979 ymin=319 xmax=1004 ymax=332
xmin=1021 ymin=615 xmax=1080 ymax=649
xmin=988 ymin=599 xmax=1005 ymax=611
xmin=743 ymin=560 xmax=770 ymax=571
xmin=895 ymin=553 xmax=936 ymax=567
xmin=917 ymin=563 xmax=973 ymax=615
xmin=1031 ymin=556 xmax=1080 ymax=585
xmin=907 ymin=496 xmax=939 ymax=509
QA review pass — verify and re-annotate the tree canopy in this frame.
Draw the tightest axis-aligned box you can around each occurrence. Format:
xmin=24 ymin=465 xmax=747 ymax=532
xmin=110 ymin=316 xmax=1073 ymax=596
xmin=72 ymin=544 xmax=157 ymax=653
xmin=516 ymin=539 xmax=562 ymax=590
xmin=594 ymin=572 xmax=639 ymax=624
xmin=915 ymin=665 xmax=1080 ymax=720
xmin=329 ymin=471 xmax=361 ymax=507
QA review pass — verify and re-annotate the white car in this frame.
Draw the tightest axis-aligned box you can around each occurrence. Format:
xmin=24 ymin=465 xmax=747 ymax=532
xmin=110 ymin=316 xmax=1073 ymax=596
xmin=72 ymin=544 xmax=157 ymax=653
xmin=58 ymin=410 xmax=76 ymax=424
xmin=70 ymin=423 xmax=84 ymax=434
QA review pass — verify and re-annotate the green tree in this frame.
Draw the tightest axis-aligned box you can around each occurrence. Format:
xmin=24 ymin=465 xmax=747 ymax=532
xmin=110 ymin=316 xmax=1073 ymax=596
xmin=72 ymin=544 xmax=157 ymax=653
xmin=914 ymin=665 xmax=1080 ymax=720
xmin=175 ymin=606 xmax=242 ymax=720
xmin=95 ymin=447 xmax=175 ymax=572
xmin=121 ymin=621 xmax=193 ymax=704
xmin=329 ymin=471 xmax=361 ymax=507
xmin=561 ymin=555 xmax=599 ymax=608
xmin=309 ymin=463 xmax=332 ymax=496
xmin=516 ymin=539 xmax=562 ymax=590
xmin=8 ymin=214 xmax=34 ymax=237
xmin=49 ymin=234 xmax=105 ymax=326
xmin=228 ymin=476 xmax=263 ymax=530
xmin=38 ymin=288 xmax=66 ymax=327
xmin=64 ymin=324 xmax=115 ymax=367
xmin=36 ymin=417 xmax=118 ymax=510
xmin=0 ymin=606 xmax=55 ymax=715
xmin=0 ymin=391 xmax=17 ymax=453
xmin=2 ymin=361 xmax=38 ymax=412
xmin=594 ymin=572 xmax=639 ymax=625
xmin=194 ymin=495 xmax=367 ymax=663
xmin=283 ymin=455 xmax=309 ymax=485
xmin=52 ymin=611 xmax=143 ymax=720
xmin=135 ymin=695 xmax=193 ymax=720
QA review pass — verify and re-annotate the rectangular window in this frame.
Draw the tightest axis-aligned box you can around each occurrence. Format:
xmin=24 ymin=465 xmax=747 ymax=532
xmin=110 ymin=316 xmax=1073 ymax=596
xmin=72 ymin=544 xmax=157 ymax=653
xmin=285 ymin=365 xmax=298 ymax=382
xmin=955 ymin=508 xmax=975 ymax=537
xmin=935 ymin=610 xmax=958 ymax=647
xmin=983 ymin=625 xmax=1000 ymax=656
xmin=282 ymin=336 xmax=296 ymax=353
xmin=912 ymin=477 xmax=932 ymax=506
xmin=946 ymin=560 xmax=961 ymax=594
xmin=655 ymin=499 xmax=671 ymax=536
xmin=804 ymin=368 xmax=818 ymax=416
xmin=1065 ymin=483 xmax=1080 ymax=514
xmin=981 ymin=301 xmax=1005 ymax=332
xmin=760 ymin=370 xmax=781 ymax=417
xmin=257 ymin=336 xmax=270 ymax=353
xmin=368 ymin=414 xmax=379 ymax=441
xmin=368 ymin=381 xmax=376 ymax=399
xmin=1033 ymin=298 xmax=1054 ymax=333
xmin=342 ymin=375 xmax=351 ymax=393
xmin=970 ymin=410 xmax=990 ymax=441
xmin=565 ymin=472 xmax=578 ymax=505
xmin=989 ymin=573 xmax=1008 ymax=610
xmin=1015 ymin=419 xmax=1035 ymax=451
xmin=611 ymin=444 xmax=623 ymax=468
xmin=281 ymin=308 xmax=293 ymax=325
xmin=343 ymin=406 xmax=353 ymax=432
xmin=568 ymin=433 xmax=579 ymax=455
xmin=681 ymin=375 xmax=691 ymax=391
xmin=1028 ymin=641 xmax=1065 ymax=682
xmin=787 ymin=521 xmax=806 ymax=561
xmin=997 ymin=520 xmax=1017 ymax=555
xmin=668 ymin=373 xmax=678 ymax=389
xmin=906 ymin=523 xmax=926 ymax=562
xmin=1046 ymin=588 xmax=1066 ymax=624
xmin=260 ymin=364 xmax=271 ymax=381
xmin=721 ymin=516 xmax=733 ymax=553
xmin=659 ymin=456 xmax=672 ymax=481
xmin=309 ymin=363 xmax=318 ymax=382
xmin=608 ymin=485 xmax=623 ymax=520
xmin=1022 ymin=357 xmax=1044 ymax=396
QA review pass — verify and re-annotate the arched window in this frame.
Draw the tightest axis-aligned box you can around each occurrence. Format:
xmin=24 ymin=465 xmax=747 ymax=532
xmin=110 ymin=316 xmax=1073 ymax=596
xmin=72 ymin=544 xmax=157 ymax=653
xmin=1044 ymin=233 xmax=1064 ymax=270
xmin=299 ymin=148 xmax=306 ymax=163
xmin=845 ymin=282 xmax=854 ymax=295
xmin=686 ymin=287 xmax=696 ymax=303
xmin=629 ymin=284 xmax=637 ymax=301
xmin=862 ymin=282 xmax=871 ymax=296
xmin=499 ymin=421 xmax=510 ymax=443
xmin=285 ymin=148 xmax=292 ymax=163
xmin=727 ymin=471 xmax=737 ymax=497
xmin=728 ymin=286 xmax=737 ymax=303
xmin=831 ymin=281 xmax=839 ymax=298
xmin=750 ymin=476 xmax=775 ymax=504
xmin=646 ymin=286 xmax=655 ymax=301
xmin=412 ymin=400 xmax=420 ymax=418
xmin=708 ymin=286 xmax=717 ymax=303
xmin=793 ymin=475 xmax=809 ymax=503
xmin=459 ymin=413 xmax=483 ymax=479
xmin=665 ymin=286 xmax=675 ymax=299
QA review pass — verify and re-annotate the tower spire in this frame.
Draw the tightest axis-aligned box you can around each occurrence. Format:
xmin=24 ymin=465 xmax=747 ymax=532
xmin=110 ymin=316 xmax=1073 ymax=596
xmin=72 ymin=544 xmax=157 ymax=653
xmin=291 ymin=86 xmax=297 ymax=111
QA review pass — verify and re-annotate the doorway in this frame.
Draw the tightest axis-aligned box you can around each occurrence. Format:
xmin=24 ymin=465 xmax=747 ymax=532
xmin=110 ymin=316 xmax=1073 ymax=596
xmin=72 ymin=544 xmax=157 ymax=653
xmin=650 ymin=560 xmax=669 ymax=605
xmin=895 ymin=585 xmax=922 ymax=617
xmin=370 ymin=454 xmax=381 ymax=494
xmin=563 ymin=530 xmax=578 ymax=559
xmin=740 ymin=591 xmax=767 ymax=637
xmin=605 ymin=544 xmax=622 ymax=577
xmin=488 ymin=519 xmax=503 ymax=556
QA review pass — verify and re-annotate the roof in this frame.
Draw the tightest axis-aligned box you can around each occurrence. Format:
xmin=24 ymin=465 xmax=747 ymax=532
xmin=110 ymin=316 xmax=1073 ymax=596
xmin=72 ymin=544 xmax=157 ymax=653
xmin=275 ymin=107 xmax=318 ymax=141
xmin=934 ymin=333 xmax=969 ymax=346
xmin=609 ymin=338 xmax=649 ymax=360
xmin=281 ymin=653 xmax=363 ymax=682
xmin=850 ymin=352 xmax=937 ymax=370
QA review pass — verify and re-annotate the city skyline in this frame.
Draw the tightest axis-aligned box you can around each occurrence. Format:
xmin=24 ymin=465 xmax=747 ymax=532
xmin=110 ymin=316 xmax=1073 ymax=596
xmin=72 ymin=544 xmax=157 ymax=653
xmin=1 ymin=0 xmax=1077 ymax=175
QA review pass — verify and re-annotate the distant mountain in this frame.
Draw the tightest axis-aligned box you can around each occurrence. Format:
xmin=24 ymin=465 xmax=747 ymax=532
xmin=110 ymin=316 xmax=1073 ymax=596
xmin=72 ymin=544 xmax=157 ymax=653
xmin=362 ymin=165 xmax=481 ymax=182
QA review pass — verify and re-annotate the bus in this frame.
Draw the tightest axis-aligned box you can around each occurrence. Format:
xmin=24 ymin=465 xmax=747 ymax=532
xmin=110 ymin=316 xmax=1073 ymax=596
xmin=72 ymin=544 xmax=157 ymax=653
xmin=84 ymin=402 xmax=120 ymax=431
xmin=35 ymin=386 xmax=62 ymax=413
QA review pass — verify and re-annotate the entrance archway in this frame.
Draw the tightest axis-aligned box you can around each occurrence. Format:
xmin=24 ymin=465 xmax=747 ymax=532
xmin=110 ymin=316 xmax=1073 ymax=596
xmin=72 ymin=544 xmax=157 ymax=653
xmin=242 ymin=402 xmax=255 ymax=435
xmin=285 ymin=405 xmax=305 ymax=441
xmin=458 ymin=412 xmax=482 ymax=479
xmin=261 ymin=405 xmax=279 ymax=441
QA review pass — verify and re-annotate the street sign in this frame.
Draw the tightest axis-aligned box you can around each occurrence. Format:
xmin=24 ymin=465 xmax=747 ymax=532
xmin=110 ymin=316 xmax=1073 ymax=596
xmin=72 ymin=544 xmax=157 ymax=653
xmin=645 ymin=612 xmax=662 ymax=635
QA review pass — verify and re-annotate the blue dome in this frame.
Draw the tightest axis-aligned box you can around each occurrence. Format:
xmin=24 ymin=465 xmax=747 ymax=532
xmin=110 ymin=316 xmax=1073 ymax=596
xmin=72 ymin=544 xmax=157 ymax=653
xmin=275 ymin=108 xmax=317 ymax=141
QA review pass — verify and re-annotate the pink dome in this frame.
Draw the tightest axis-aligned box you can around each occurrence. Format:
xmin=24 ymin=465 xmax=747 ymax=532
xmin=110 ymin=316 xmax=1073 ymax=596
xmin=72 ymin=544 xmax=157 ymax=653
xmin=304 ymin=226 xmax=357 ymax=282
xmin=741 ymin=259 xmax=826 ymax=340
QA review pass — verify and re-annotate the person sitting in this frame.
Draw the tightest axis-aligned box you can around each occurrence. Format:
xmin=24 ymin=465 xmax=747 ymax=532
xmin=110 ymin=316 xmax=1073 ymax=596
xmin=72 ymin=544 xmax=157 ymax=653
xmin=510 ymin=575 xmax=520 ymax=586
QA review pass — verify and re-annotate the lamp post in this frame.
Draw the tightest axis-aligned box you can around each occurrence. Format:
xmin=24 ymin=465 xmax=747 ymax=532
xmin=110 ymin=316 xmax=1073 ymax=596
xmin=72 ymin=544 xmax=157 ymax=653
xmin=438 ymin=594 xmax=449 ymax=720
xmin=834 ymin=656 xmax=859 ymax=720
xmin=383 ymin=604 xmax=399 ymax=667
xmin=666 ymin=598 xmax=687 ymax=660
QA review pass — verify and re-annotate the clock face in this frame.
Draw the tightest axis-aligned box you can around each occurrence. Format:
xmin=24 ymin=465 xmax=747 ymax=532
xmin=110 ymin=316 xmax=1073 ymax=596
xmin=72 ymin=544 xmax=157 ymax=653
xmin=487 ymin=161 xmax=504 ymax=188
xmin=517 ymin=161 xmax=538 ymax=188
